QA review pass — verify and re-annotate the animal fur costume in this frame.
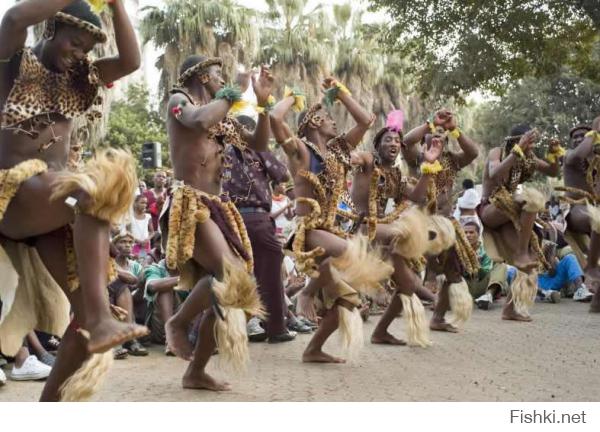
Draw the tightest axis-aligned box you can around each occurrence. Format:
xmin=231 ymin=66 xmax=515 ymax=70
xmin=162 ymin=182 xmax=264 ymax=372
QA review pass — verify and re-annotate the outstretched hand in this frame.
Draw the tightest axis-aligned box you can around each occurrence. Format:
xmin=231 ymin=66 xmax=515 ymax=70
xmin=252 ymin=65 xmax=274 ymax=106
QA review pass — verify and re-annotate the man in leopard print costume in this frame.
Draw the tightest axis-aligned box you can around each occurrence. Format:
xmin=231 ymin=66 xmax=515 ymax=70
xmin=350 ymin=114 xmax=442 ymax=348
xmin=162 ymin=55 xmax=273 ymax=391
xmin=270 ymin=79 xmax=393 ymax=364
xmin=0 ymin=0 xmax=143 ymax=401
xmin=480 ymin=124 xmax=561 ymax=321
xmin=402 ymin=110 xmax=480 ymax=333
xmin=562 ymin=117 xmax=600 ymax=312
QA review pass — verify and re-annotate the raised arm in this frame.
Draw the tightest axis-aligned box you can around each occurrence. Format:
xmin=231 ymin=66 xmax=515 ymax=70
xmin=535 ymin=139 xmax=562 ymax=177
xmin=488 ymin=131 xmax=536 ymax=180
xmin=0 ymin=0 xmax=75 ymax=60
xmin=168 ymin=93 xmax=230 ymax=132
xmin=405 ymin=137 xmax=443 ymax=204
xmin=93 ymin=0 xmax=141 ymax=84
xmin=270 ymin=96 xmax=301 ymax=158
xmin=324 ymin=78 xmax=374 ymax=149
xmin=438 ymin=110 xmax=479 ymax=168
xmin=238 ymin=66 xmax=273 ymax=152
xmin=565 ymin=116 xmax=600 ymax=166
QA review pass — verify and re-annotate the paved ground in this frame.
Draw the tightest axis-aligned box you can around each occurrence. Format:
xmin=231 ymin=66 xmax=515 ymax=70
xmin=1 ymin=299 xmax=599 ymax=402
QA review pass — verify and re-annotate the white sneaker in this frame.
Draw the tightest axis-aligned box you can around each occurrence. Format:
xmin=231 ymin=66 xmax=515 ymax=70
xmin=574 ymin=284 xmax=593 ymax=302
xmin=247 ymin=317 xmax=267 ymax=342
xmin=475 ymin=292 xmax=493 ymax=310
xmin=10 ymin=355 xmax=51 ymax=381
xmin=0 ymin=368 xmax=6 ymax=386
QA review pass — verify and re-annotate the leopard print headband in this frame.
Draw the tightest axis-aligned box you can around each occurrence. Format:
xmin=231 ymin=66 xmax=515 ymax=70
xmin=44 ymin=12 xmax=107 ymax=44
xmin=177 ymin=58 xmax=223 ymax=87
xmin=298 ymin=103 xmax=324 ymax=138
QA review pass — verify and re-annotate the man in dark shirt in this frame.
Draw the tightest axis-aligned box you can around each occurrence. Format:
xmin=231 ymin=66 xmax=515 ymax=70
xmin=223 ymin=115 xmax=295 ymax=343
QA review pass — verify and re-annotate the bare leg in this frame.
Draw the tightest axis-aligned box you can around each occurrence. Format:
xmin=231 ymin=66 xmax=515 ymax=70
xmin=372 ymin=251 xmax=415 ymax=345
xmin=481 ymin=203 xmax=536 ymax=271
xmin=591 ymin=288 xmax=600 ymax=313
xmin=182 ymin=309 xmax=231 ymax=391
xmin=371 ymin=293 xmax=406 ymax=345
xmin=430 ymin=249 xmax=461 ymax=332
xmin=26 ymin=332 xmax=51 ymax=360
xmin=157 ymin=292 xmax=175 ymax=326
xmin=302 ymin=307 xmax=345 ymax=363
xmin=0 ymin=175 xmax=146 ymax=354
xmin=513 ymin=210 xmax=538 ymax=271
xmin=33 ymin=230 xmax=89 ymax=402
xmin=115 ymin=289 xmax=135 ymax=324
xmin=165 ymin=275 xmax=212 ymax=361
xmin=165 ymin=216 xmax=239 ymax=390
xmin=14 ymin=346 xmax=30 ymax=368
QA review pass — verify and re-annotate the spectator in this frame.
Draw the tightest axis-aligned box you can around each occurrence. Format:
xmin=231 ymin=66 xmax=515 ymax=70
xmin=6 ymin=343 xmax=51 ymax=382
xmin=454 ymin=187 xmax=481 ymax=224
xmin=271 ymin=181 xmax=295 ymax=243
xmin=143 ymin=171 xmax=167 ymax=231
xmin=128 ymin=194 xmax=154 ymax=259
xmin=537 ymin=240 xmax=593 ymax=303
xmin=462 ymin=220 xmax=516 ymax=310
xmin=109 ymin=233 xmax=148 ymax=358
xmin=143 ymin=259 xmax=185 ymax=354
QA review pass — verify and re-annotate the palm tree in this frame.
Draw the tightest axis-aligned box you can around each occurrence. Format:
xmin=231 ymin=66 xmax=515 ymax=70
xmin=257 ymin=0 xmax=336 ymax=106
xmin=140 ymin=0 xmax=258 ymax=106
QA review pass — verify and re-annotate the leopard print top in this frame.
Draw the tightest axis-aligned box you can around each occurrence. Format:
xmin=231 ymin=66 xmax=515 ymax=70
xmin=1 ymin=49 xmax=102 ymax=136
xmin=500 ymin=147 xmax=537 ymax=193
xmin=372 ymin=155 xmax=407 ymax=216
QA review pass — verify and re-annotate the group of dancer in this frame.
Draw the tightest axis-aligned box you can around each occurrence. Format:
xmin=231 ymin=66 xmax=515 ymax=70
xmin=0 ymin=0 xmax=599 ymax=401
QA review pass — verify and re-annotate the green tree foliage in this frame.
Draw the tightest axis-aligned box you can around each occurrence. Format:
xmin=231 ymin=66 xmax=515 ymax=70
xmin=473 ymin=73 xmax=600 ymax=151
xmin=369 ymin=0 xmax=600 ymax=98
xmin=105 ymin=84 xmax=168 ymax=169
xmin=140 ymin=0 xmax=258 ymax=105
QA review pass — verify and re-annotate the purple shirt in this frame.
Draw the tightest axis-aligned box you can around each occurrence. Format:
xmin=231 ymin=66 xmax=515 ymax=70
xmin=223 ymin=146 xmax=289 ymax=212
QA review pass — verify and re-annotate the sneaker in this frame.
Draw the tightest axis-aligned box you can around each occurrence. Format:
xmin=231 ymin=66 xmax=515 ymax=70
xmin=541 ymin=290 xmax=560 ymax=303
xmin=247 ymin=317 xmax=267 ymax=342
xmin=475 ymin=292 xmax=493 ymax=310
xmin=287 ymin=318 xmax=313 ymax=333
xmin=268 ymin=330 xmax=297 ymax=344
xmin=573 ymin=284 xmax=593 ymax=302
xmin=0 ymin=368 xmax=6 ymax=386
xmin=10 ymin=355 xmax=51 ymax=381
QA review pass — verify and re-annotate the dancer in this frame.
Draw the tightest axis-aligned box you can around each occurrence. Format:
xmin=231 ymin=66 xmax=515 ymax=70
xmin=562 ymin=117 xmax=600 ymax=312
xmin=0 ymin=0 xmax=145 ymax=401
xmin=162 ymin=55 xmax=272 ymax=390
xmin=350 ymin=110 xmax=441 ymax=347
xmin=270 ymin=79 xmax=393 ymax=363
xmin=402 ymin=110 xmax=480 ymax=332
xmin=479 ymin=124 xmax=561 ymax=321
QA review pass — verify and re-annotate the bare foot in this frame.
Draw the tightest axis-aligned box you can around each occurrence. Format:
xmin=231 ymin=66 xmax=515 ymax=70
xmin=371 ymin=332 xmax=407 ymax=345
xmin=83 ymin=319 xmax=149 ymax=354
xmin=182 ymin=372 xmax=231 ymax=391
xmin=165 ymin=317 xmax=194 ymax=361
xmin=501 ymin=309 xmax=532 ymax=322
xmin=302 ymin=349 xmax=346 ymax=363
xmin=429 ymin=319 xmax=459 ymax=333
